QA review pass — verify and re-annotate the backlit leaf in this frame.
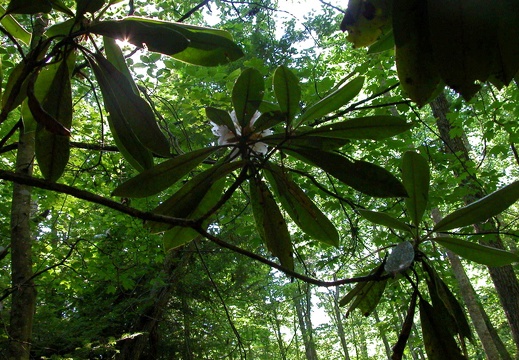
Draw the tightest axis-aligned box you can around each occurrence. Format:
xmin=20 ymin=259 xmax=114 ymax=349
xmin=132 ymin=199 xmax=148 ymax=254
xmin=358 ymin=209 xmax=412 ymax=233
xmin=402 ymin=151 xmax=430 ymax=227
xmin=265 ymin=163 xmax=339 ymax=247
xmin=285 ymin=147 xmax=408 ymax=198
xmin=232 ymin=68 xmax=264 ymax=128
xmin=433 ymin=237 xmax=519 ymax=267
xmin=205 ymin=107 xmax=236 ymax=135
xmin=112 ymin=147 xmax=219 ymax=198
xmin=273 ymin=65 xmax=301 ymax=124
xmin=346 ymin=279 xmax=387 ymax=317
xmin=304 ymin=115 xmax=411 ymax=140
xmin=250 ymin=176 xmax=294 ymax=270
xmin=298 ymin=76 xmax=364 ymax=125
xmin=0 ymin=5 xmax=31 ymax=45
xmin=433 ymin=181 xmax=519 ymax=231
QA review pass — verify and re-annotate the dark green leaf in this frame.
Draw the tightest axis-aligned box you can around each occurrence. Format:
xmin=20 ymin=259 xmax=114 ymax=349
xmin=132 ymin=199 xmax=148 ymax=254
xmin=232 ymin=68 xmax=264 ymax=128
xmin=358 ymin=209 xmax=412 ymax=233
xmin=148 ymin=161 xmax=244 ymax=233
xmin=205 ymin=107 xmax=236 ymax=135
xmin=392 ymin=289 xmax=418 ymax=360
xmin=298 ymin=76 xmax=364 ymax=125
xmin=419 ymin=298 xmax=467 ymax=360
xmin=76 ymin=0 xmax=105 ymax=16
xmin=273 ymin=65 xmax=301 ymax=124
xmin=250 ymin=176 xmax=294 ymax=270
xmin=112 ymin=147 xmax=219 ymax=198
xmin=346 ymin=279 xmax=387 ymax=317
xmin=433 ymin=237 xmax=519 ymax=266
xmin=263 ymin=133 xmax=349 ymax=151
xmin=252 ymin=110 xmax=285 ymax=133
xmin=339 ymin=263 xmax=385 ymax=307
xmin=402 ymin=151 xmax=430 ymax=227
xmin=433 ymin=181 xmax=519 ymax=231
xmin=265 ymin=163 xmax=339 ymax=247
xmin=304 ymin=116 xmax=411 ymax=140
xmin=5 ymin=0 xmax=52 ymax=14
xmin=285 ymin=147 xmax=408 ymax=198
xmin=367 ymin=28 xmax=394 ymax=54
xmin=103 ymin=36 xmax=139 ymax=94
xmin=91 ymin=53 xmax=171 ymax=157
xmin=49 ymin=0 xmax=74 ymax=16
xmin=163 ymin=227 xmax=199 ymax=252
xmin=0 ymin=5 xmax=31 ymax=45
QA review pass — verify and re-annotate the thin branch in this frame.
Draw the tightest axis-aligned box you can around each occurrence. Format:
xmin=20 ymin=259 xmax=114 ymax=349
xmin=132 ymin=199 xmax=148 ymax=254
xmin=177 ymin=0 xmax=212 ymax=22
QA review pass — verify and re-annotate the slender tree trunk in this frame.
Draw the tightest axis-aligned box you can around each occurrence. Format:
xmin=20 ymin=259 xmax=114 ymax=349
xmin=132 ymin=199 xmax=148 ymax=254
xmin=8 ymin=127 xmax=36 ymax=360
xmin=432 ymin=208 xmax=511 ymax=360
xmin=117 ymin=244 xmax=194 ymax=359
xmin=430 ymin=93 xmax=519 ymax=353
xmin=294 ymin=283 xmax=318 ymax=360
xmin=331 ymin=285 xmax=351 ymax=360
xmin=271 ymin=307 xmax=288 ymax=360
xmin=373 ymin=309 xmax=392 ymax=359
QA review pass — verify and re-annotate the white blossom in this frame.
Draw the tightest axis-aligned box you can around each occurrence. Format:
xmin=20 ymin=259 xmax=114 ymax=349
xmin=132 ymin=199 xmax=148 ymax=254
xmin=210 ymin=110 xmax=272 ymax=156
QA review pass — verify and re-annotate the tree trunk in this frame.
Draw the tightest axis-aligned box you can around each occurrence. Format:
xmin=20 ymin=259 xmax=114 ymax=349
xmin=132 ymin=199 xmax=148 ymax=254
xmin=432 ymin=208 xmax=511 ymax=360
xmin=116 ymin=244 xmax=194 ymax=359
xmin=373 ymin=309 xmax=392 ymax=359
xmin=8 ymin=128 xmax=36 ymax=360
xmin=430 ymin=93 xmax=519 ymax=353
xmin=331 ymin=285 xmax=351 ymax=360
xmin=294 ymin=283 xmax=318 ymax=360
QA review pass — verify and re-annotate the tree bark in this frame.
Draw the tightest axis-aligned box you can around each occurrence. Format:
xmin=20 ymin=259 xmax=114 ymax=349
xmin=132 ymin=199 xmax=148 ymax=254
xmin=430 ymin=93 xmax=519 ymax=353
xmin=294 ymin=283 xmax=318 ymax=360
xmin=432 ymin=208 xmax=511 ymax=360
xmin=8 ymin=128 xmax=36 ymax=360
xmin=331 ymin=285 xmax=351 ymax=360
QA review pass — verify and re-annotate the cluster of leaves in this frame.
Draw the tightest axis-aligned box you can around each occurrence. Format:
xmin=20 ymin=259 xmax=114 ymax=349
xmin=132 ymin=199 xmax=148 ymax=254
xmin=1 ymin=0 xmax=243 ymax=180
xmin=341 ymin=0 xmax=519 ymax=105
xmin=340 ymin=151 xmax=519 ymax=359
xmin=113 ymin=65 xmax=412 ymax=269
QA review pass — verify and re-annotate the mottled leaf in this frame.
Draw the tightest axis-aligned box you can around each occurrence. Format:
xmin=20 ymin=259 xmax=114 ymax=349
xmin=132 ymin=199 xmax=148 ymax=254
xmin=433 ymin=237 xmax=519 ymax=267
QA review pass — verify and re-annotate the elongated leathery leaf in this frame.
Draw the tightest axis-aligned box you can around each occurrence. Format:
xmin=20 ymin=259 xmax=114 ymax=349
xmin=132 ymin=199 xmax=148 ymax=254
xmin=358 ymin=209 xmax=412 ymax=233
xmin=112 ymin=146 xmax=219 ymax=198
xmin=103 ymin=36 xmax=139 ymax=94
xmin=346 ymin=279 xmax=387 ymax=317
xmin=298 ymin=76 xmax=364 ymax=125
xmin=250 ymin=177 xmax=294 ymax=270
xmin=32 ymin=55 xmax=74 ymax=181
xmin=304 ymin=116 xmax=411 ymax=140
xmin=232 ymin=68 xmax=264 ymax=128
xmin=0 ymin=5 xmax=31 ymax=46
xmin=163 ymin=177 xmax=226 ymax=251
xmin=5 ymin=0 xmax=52 ymax=14
xmin=148 ymin=161 xmax=244 ymax=233
xmin=286 ymin=147 xmax=408 ymax=198
xmin=339 ymin=263 xmax=385 ymax=307
xmin=273 ymin=65 xmax=301 ymax=124
xmin=87 ymin=57 xmax=152 ymax=171
xmin=265 ymin=163 xmax=339 ymax=247
xmin=433 ymin=237 xmax=519 ymax=266
xmin=420 ymin=298 xmax=467 ymax=360
xmin=92 ymin=53 xmax=171 ymax=157
xmin=263 ymin=133 xmax=349 ymax=151
xmin=433 ymin=180 xmax=519 ymax=231
xmin=90 ymin=17 xmax=244 ymax=66
xmin=206 ymin=107 xmax=237 ymax=135
xmin=402 ymin=151 xmax=430 ymax=228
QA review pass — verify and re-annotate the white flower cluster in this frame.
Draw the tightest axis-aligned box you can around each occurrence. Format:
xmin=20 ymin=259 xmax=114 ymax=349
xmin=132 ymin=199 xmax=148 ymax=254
xmin=210 ymin=110 xmax=273 ymax=156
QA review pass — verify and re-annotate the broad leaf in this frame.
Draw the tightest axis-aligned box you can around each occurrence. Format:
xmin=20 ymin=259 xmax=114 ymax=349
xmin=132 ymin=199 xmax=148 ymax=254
xmin=232 ymin=68 xmax=264 ymax=128
xmin=433 ymin=237 xmax=519 ymax=267
xmin=433 ymin=181 xmax=519 ymax=231
xmin=420 ymin=298 xmax=467 ymax=360
xmin=112 ymin=147 xmax=219 ymax=198
xmin=392 ymin=289 xmax=418 ymax=360
xmin=250 ymin=177 xmax=294 ymax=270
xmin=285 ymin=147 xmax=408 ymax=198
xmin=367 ymin=28 xmax=394 ymax=54
xmin=273 ymin=65 xmax=301 ymax=124
xmin=5 ymin=0 xmax=52 ymax=14
xmin=148 ymin=161 xmax=244 ymax=233
xmin=304 ymin=115 xmax=410 ymax=140
xmin=339 ymin=263 xmax=385 ymax=307
xmin=346 ymin=279 xmax=387 ymax=317
xmin=252 ymin=110 xmax=285 ymax=133
xmin=298 ymin=76 xmax=364 ymax=125
xmin=402 ymin=151 xmax=430 ymax=227
xmin=49 ymin=0 xmax=75 ymax=16
xmin=263 ymin=133 xmax=349 ymax=151
xmin=103 ymin=36 xmax=139 ymax=94
xmin=340 ymin=0 xmax=391 ymax=48
xmin=90 ymin=53 xmax=171 ymax=157
xmin=265 ymin=163 xmax=339 ymax=247
xmin=87 ymin=57 xmax=153 ymax=171
xmin=0 ymin=5 xmax=31 ymax=46
xmin=358 ymin=209 xmax=412 ymax=233
xmin=206 ymin=107 xmax=237 ymax=135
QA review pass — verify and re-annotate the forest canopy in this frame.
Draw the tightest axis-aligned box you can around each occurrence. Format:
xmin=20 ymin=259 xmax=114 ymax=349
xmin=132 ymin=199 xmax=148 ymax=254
xmin=1 ymin=0 xmax=519 ymax=359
